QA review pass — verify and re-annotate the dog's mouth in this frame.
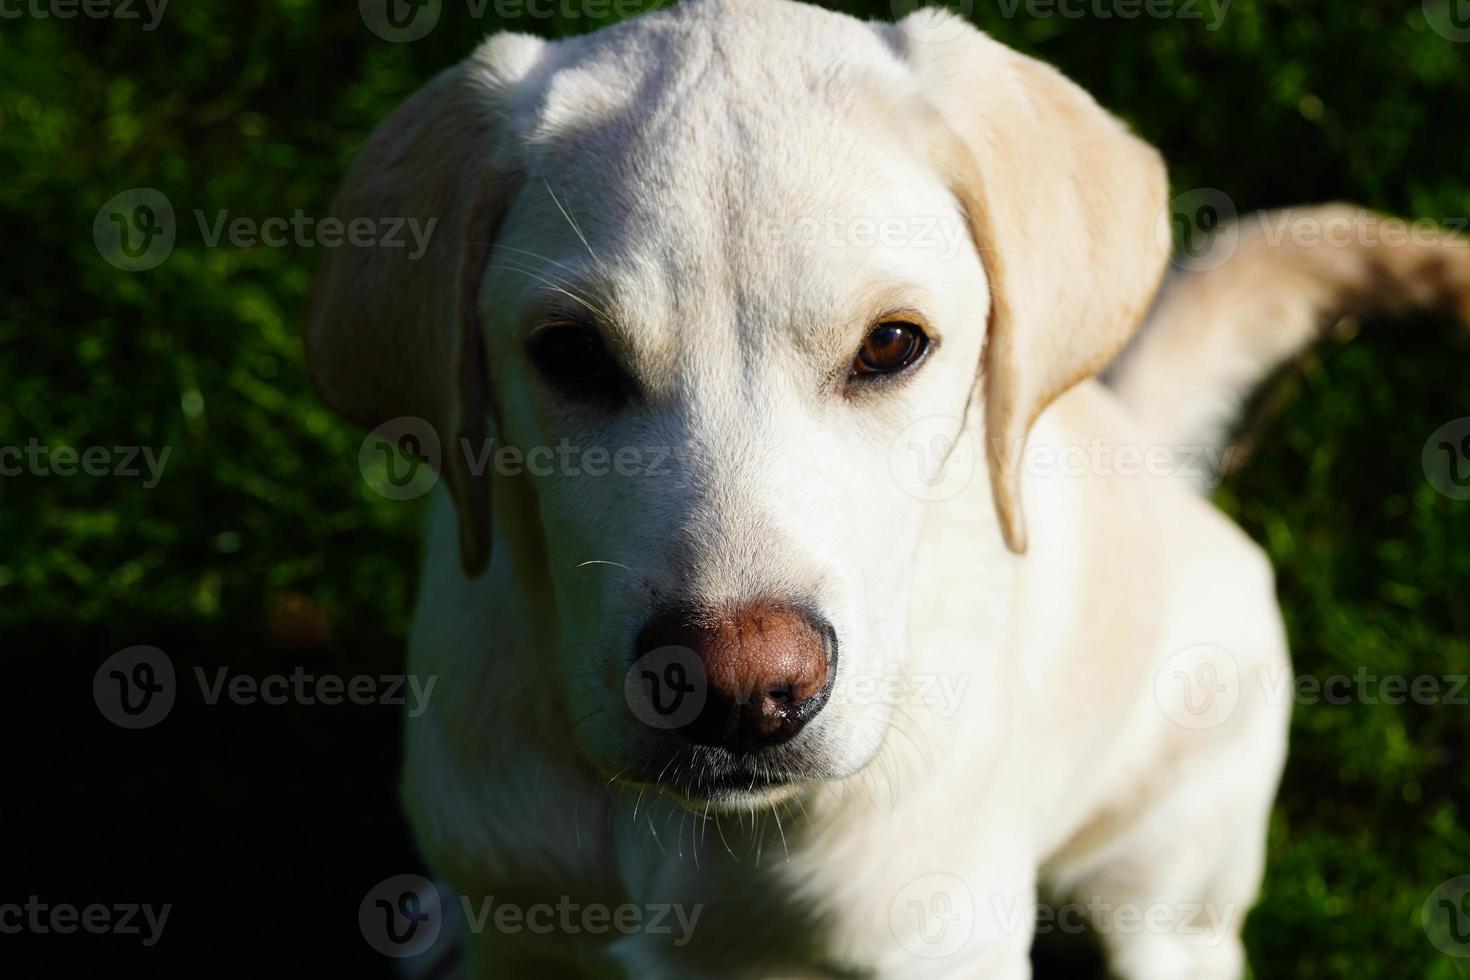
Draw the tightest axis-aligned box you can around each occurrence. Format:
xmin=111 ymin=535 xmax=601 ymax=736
xmin=621 ymin=745 xmax=822 ymax=809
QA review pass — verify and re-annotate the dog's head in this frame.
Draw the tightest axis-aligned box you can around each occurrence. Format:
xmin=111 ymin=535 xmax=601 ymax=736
xmin=307 ymin=0 xmax=1166 ymax=809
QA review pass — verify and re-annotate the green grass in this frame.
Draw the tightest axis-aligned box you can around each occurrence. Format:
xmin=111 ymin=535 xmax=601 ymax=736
xmin=3 ymin=1 xmax=1468 ymax=976
xmin=1221 ymin=322 xmax=1470 ymax=978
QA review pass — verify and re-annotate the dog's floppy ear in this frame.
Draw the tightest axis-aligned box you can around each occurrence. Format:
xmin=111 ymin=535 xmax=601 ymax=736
xmin=305 ymin=35 xmax=545 ymax=578
xmin=893 ymin=12 xmax=1168 ymax=553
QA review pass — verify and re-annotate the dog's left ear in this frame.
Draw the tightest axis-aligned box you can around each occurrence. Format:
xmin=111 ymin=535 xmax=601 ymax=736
xmin=891 ymin=12 xmax=1169 ymax=553
xmin=305 ymin=35 xmax=546 ymax=578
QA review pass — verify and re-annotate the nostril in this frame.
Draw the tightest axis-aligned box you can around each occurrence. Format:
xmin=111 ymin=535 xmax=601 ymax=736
xmin=631 ymin=600 xmax=837 ymax=752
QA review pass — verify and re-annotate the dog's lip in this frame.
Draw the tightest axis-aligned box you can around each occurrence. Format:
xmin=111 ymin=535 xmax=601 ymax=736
xmin=685 ymin=765 xmax=796 ymax=794
xmin=661 ymin=768 xmax=806 ymax=810
xmin=619 ymin=747 xmax=815 ymax=802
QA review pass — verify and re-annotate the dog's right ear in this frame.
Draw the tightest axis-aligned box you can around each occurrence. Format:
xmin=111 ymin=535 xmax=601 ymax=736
xmin=889 ymin=11 xmax=1167 ymax=555
xmin=305 ymin=34 xmax=546 ymax=579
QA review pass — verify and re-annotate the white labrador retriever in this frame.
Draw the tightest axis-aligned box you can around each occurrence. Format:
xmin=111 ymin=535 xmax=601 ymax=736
xmin=306 ymin=1 xmax=1470 ymax=976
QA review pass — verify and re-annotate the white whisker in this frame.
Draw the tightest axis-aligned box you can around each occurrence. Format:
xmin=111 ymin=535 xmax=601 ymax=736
xmin=577 ymin=559 xmax=634 ymax=572
xmin=543 ymin=178 xmax=607 ymax=273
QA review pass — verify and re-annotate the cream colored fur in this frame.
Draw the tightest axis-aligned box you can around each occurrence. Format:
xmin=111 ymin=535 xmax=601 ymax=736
xmin=305 ymin=2 xmax=1470 ymax=977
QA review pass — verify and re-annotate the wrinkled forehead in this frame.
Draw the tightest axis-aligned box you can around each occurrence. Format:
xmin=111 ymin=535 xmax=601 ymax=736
xmin=489 ymin=18 xmax=974 ymax=339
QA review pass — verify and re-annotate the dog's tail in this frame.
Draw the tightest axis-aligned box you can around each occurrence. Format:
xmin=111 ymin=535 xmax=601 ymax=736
xmin=1106 ymin=203 xmax=1470 ymax=486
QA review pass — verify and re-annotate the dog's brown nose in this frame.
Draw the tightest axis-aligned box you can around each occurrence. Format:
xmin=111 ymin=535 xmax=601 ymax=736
xmin=635 ymin=602 xmax=835 ymax=752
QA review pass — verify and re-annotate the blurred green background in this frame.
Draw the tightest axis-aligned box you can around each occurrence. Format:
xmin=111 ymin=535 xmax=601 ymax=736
xmin=3 ymin=0 xmax=1468 ymax=977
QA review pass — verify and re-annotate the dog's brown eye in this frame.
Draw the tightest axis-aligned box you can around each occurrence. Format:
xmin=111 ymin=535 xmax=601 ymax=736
xmin=528 ymin=326 xmax=627 ymax=405
xmin=852 ymin=322 xmax=928 ymax=378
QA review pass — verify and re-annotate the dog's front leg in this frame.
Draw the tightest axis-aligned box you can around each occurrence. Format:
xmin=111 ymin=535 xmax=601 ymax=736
xmin=857 ymin=868 xmax=1039 ymax=980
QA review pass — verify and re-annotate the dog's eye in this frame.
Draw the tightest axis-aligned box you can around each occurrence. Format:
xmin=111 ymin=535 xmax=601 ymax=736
xmin=527 ymin=326 xmax=626 ymax=405
xmin=851 ymin=322 xmax=929 ymax=378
